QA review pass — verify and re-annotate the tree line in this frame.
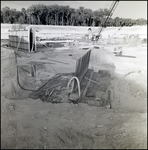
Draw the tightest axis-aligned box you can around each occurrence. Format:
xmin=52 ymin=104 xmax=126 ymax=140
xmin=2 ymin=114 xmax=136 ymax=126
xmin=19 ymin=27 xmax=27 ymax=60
xmin=1 ymin=4 xmax=147 ymax=27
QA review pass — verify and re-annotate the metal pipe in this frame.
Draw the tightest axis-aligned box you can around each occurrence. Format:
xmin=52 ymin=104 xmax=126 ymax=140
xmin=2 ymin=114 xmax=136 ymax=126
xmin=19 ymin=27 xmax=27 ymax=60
xmin=67 ymin=76 xmax=81 ymax=98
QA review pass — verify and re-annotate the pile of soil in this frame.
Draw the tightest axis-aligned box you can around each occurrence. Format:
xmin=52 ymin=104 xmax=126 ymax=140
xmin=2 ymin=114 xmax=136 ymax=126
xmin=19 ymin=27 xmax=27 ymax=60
xmin=1 ymin=48 xmax=30 ymax=99
xmin=1 ymin=95 xmax=147 ymax=149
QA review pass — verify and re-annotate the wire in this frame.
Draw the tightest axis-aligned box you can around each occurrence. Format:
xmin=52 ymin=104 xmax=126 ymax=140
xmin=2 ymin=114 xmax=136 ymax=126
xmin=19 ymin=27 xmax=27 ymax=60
xmin=92 ymin=1 xmax=119 ymax=36
xmin=15 ymin=53 xmax=35 ymax=92
xmin=8 ymin=28 xmax=56 ymax=92
xmin=14 ymin=31 xmax=36 ymax=92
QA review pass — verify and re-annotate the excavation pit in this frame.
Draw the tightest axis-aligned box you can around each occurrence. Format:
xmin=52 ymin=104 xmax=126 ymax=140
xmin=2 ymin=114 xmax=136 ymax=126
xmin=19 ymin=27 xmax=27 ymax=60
xmin=1 ymin=42 xmax=147 ymax=113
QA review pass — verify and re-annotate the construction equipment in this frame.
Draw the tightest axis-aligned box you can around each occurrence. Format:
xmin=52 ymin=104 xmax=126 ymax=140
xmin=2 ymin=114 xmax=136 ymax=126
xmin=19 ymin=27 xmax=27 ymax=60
xmin=91 ymin=0 xmax=120 ymax=42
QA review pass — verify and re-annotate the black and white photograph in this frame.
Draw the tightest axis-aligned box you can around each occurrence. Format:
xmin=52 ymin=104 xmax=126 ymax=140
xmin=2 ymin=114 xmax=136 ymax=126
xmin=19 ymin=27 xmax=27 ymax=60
xmin=1 ymin=1 xmax=147 ymax=149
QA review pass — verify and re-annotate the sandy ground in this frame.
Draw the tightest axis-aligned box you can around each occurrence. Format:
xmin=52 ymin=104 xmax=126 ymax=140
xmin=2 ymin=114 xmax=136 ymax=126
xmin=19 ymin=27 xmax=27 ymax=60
xmin=1 ymin=97 xmax=147 ymax=149
xmin=1 ymin=25 xmax=147 ymax=149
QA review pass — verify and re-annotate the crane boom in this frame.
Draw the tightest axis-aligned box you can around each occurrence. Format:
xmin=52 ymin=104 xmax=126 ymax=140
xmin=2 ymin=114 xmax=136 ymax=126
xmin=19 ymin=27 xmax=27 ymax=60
xmin=92 ymin=0 xmax=119 ymax=39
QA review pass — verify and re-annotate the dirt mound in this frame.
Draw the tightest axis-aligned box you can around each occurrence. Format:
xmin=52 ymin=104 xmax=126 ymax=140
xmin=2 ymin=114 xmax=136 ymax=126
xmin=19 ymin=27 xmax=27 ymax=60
xmin=1 ymin=95 xmax=147 ymax=149
xmin=90 ymin=47 xmax=116 ymax=64
xmin=1 ymin=48 xmax=30 ymax=99
xmin=102 ymin=26 xmax=147 ymax=39
xmin=109 ymin=74 xmax=147 ymax=113
xmin=90 ymin=47 xmax=117 ymax=76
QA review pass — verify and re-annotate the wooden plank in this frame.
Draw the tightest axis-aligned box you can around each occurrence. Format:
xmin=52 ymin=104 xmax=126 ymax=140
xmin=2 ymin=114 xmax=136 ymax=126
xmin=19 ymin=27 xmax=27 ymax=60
xmin=115 ymin=55 xmax=136 ymax=58
xmin=16 ymin=36 xmax=22 ymax=54
xmin=75 ymin=59 xmax=79 ymax=75
xmin=74 ymin=50 xmax=91 ymax=92
xmin=81 ymin=56 xmax=85 ymax=79
xmin=82 ymin=70 xmax=94 ymax=97
xmin=79 ymin=57 xmax=83 ymax=81
xmin=82 ymin=54 xmax=87 ymax=79
xmin=84 ymin=77 xmax=100 ymax=85
xmin=75 ymin=58 xmax=80 ymax=77
xmin=9 ymin=41 xmax=29 ymax=44
xmin=74 ymin=58 xmax=81 ymax=91
xmin=48 ymin=59 xmax=69 ymax=65
xmin=73 ymin=59 xmax=79 ymax=92
xmin=78 ymin=57 xmax=82 ymax=81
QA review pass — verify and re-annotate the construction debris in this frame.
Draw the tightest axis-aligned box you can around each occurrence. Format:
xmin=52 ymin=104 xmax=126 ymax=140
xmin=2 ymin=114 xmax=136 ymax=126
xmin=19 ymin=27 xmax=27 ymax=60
xmin=84 ymin=77 xmax=100 ymax=85
xmin=115 ymin=54 xmax=136 ymax=58
xmin=68 ymin=93 xmax=79 ymax=102
xmin=48 ymin=59 xmax=69 ymax=65
xmin=98 ymin=70 xmax=111 ymax=76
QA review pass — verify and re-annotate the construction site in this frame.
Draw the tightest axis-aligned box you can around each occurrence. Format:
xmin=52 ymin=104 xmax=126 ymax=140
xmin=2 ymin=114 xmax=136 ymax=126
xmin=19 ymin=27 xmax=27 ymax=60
xmin=1 ymin=1 xmax=147 ymax=149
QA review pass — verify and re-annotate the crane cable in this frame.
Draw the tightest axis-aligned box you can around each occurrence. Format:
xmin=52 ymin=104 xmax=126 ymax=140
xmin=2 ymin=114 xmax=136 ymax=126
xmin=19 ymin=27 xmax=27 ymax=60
xmin=95 ymin=1 xmax=119 ymax=34
xmin=92 ymin=1 xmax=119 ymax=37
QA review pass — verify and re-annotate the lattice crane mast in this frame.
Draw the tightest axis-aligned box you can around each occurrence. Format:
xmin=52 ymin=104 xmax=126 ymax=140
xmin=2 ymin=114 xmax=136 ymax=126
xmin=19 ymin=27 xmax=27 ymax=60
xmin=92 ymin=0 xmax=119 ymax=40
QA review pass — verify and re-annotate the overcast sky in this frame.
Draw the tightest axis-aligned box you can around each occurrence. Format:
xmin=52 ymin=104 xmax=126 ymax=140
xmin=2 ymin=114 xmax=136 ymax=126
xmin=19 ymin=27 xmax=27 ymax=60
xmin=1 ymin=1 xmax=147 ymax=19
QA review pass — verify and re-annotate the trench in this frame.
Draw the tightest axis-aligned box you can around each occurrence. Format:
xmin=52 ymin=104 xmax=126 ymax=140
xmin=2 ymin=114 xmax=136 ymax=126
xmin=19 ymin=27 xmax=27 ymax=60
xmin=1 ymin=39 xmax=147 ymax=112
xmin=18 ymin=60 xmax=147 ymax=113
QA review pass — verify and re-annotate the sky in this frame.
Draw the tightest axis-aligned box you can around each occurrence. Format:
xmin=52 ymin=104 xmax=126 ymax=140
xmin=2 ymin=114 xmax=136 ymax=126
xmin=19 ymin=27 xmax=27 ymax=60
xmin=1 ymin=1 xmax=147 ymax=19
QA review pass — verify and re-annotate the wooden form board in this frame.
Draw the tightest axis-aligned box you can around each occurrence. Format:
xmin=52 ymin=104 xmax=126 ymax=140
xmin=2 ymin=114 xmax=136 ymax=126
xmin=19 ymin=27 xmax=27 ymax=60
xmin=9 ymin=27 xmax=36 ymax=52
xmin=73 ymin=50 xmax=91 ymax=91
xmin=75 ymin=50 xmax=91 ymax=82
